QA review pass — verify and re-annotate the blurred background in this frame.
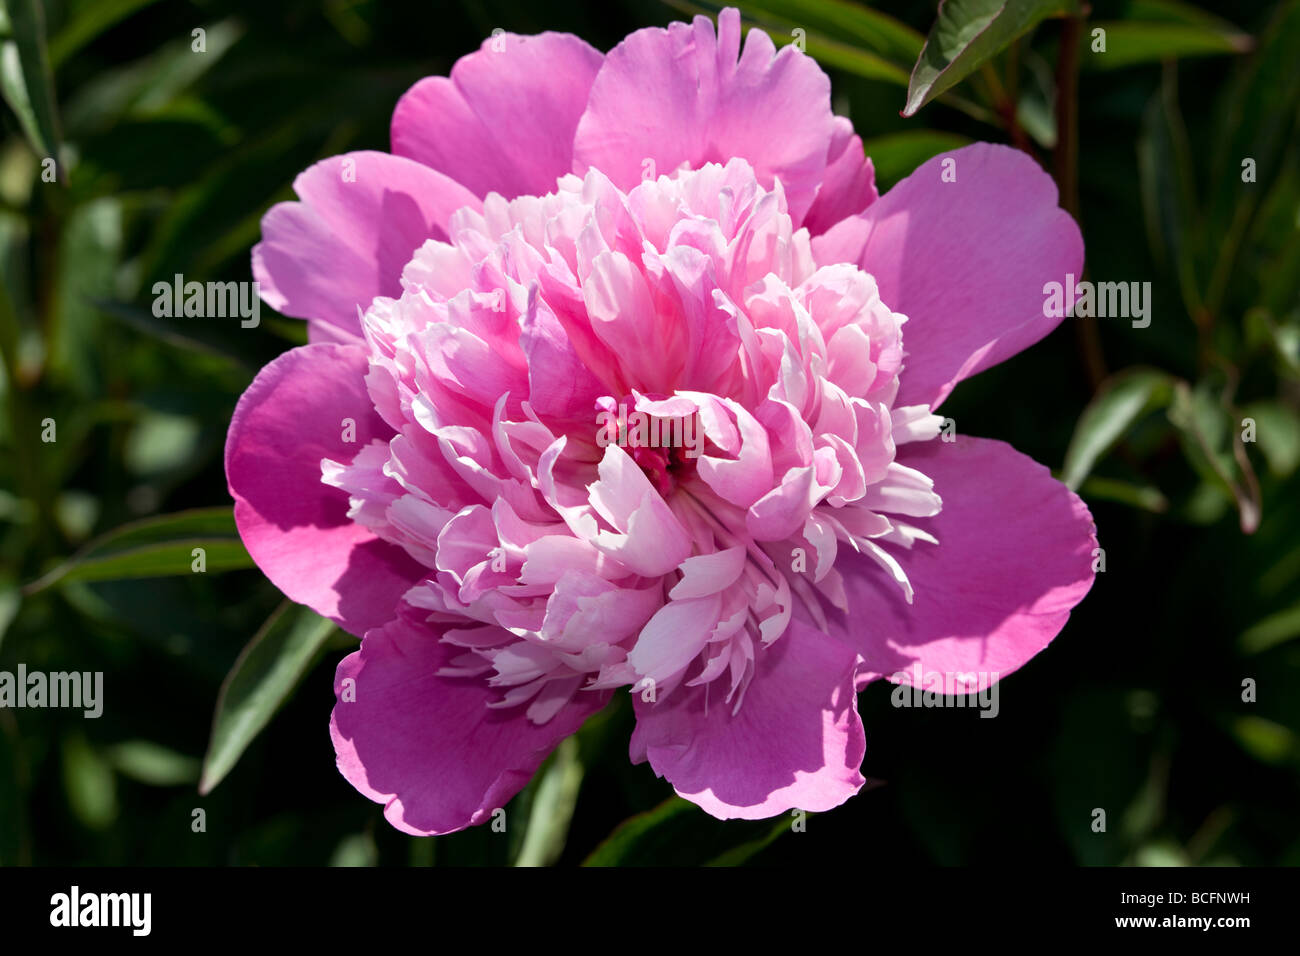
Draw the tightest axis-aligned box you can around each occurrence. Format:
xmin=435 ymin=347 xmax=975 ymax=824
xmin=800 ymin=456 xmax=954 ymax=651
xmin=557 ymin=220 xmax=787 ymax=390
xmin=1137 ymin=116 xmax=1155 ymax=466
xmin=0 ymin=0 xmax=1297 ymax=866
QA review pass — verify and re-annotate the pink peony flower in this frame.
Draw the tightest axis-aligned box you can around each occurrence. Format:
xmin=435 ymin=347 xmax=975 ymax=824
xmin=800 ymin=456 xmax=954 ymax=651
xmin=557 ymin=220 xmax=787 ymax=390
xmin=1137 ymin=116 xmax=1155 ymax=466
xmin=226 ymin=8 xmax=1096 ymax=833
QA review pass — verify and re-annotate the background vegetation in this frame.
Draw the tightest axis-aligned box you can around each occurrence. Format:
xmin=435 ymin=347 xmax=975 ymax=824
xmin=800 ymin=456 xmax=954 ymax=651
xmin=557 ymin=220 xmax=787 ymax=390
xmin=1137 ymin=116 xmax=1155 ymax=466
xmin=1 ymin=0 xmax=1297 ymax=866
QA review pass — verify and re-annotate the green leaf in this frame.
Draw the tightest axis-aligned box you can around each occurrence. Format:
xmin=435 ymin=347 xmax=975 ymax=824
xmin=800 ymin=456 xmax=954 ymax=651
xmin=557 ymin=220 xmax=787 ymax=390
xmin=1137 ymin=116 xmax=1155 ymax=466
xmin=1062 ymin=368 xmax=1177 ymax=490
xmin=1239 ymin=605 xmax=1300 ymax=655
xmin=1078 ymin=476 xmax=1169 ymax=513
xmin=1231 ymin=715 xmax=1298 ymax=765
xmin=48 ymin=0 xmax=165 ymax=68
xmin=903 ymin=0 xmax=1079 ymax=117
xmin=664 ymin=0 xmax=910 ymax=85
xmin=513 ymin=736 xmax=583 ymax=867
xmin=0 ymin=0 xmax=62 ymax=162
xmin=582 ymin=795 xmax=795 ymax=866
xmin=704 ymin=815 xmax=792 ymax=866
xmin=92 ymin=298 xmax=277 ymax=371
xmin=1168 ymin=380 xmax=1260 ymax=533
xmin=1137 ymin=65 xmax=1200 ymax=312
xmin=199 ymin=601 xmax=338 ymax=795
xmin=106 ymin=740 xmax=201 ymax=787
xmin=62 ymin=733 xmax=118 ymax=830
xmin=329 ymin=832 xmax=378 ymax=867
xmin=860 ymin=131 xmax=971 ymax=190
xmin=730 ymin=0 xmax=923 ymax=67
xmin=0 ymin=712 xmax=26 ymax=865
xmin=1204 ymin=0 xmax=1300 ymax=312
xmin=25 ymin=506 xmax=253 ymax=594
xmin=1083 ymin=21 xmax=1251 ymax=71
xmin=582 ymin=798 xmax=698 ymax=866
xmin=1241 ymin=401 xmax=1300 ymax=477
xmin=50 ymin=197 xmax=124 ymax=396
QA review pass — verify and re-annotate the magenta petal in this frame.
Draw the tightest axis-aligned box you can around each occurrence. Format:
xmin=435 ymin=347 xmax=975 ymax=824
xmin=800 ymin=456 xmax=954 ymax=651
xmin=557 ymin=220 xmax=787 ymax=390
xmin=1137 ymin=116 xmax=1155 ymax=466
xmin=836 ymin=436 xmax=1097 ymax=688
xmin=631 ymin=619 xmax=866 ymax=819
xmin=572 ymin=8 xmax=836 ymax=225
xmin=330 ymin=610 xmax=610 ymax=835
xmin=251 ymin=150 xmax=479 ymax=341
xmin=391 ymin=32 xmax=603 ymax=200
xmin=812 ymin=143 xmax=1083 ymax=409
xmin=225 ymin=343 xmax=426 ymax=636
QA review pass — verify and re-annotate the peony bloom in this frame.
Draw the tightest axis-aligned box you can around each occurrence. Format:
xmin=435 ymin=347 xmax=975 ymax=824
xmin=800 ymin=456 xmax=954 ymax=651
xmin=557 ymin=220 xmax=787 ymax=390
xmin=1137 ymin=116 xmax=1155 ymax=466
xmin=226 ymin=7 xmax=1096 ymax=833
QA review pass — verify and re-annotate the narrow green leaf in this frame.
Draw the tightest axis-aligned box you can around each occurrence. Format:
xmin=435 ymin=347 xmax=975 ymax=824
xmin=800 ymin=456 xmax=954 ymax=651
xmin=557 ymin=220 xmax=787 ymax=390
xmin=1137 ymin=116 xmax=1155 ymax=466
xmin=582 ymin=797 xmax=697 ymax=866
xmin=904 ymin=0 xmax=1078 ymax=117
xmin=1062 ymin=368 xmax=1177 ymax=489
xmin=730 ymin=0 xmax=923 ymax=67
xmin=582 ymin=794 xmax=795 ymax=865
xmin=199 ymin=602 xmax=338 ymax=795
xmin=0 ymin=0 xmax=62 ymax=162
xmin=1205 ymin=0 xmax=1300 ymax=312
xmin=106 ymin=740 xmax=201 ymax=787
xmin=704 ymin=815 xmax=791 ymax=866
xmin=1168 ymin=380 xmax=1261 ymax=533
xmin=0 ymin=712 xmax=26 ymax=865
xmin=1231 ymin=715 xmax=1298 ymax=765
xmin=1078 ymin=476 xmax=1169 ymax=513
xmin=48 ymin=0 xmax=165 ymax=68
xmin=62 ymin=734 xmax=118 ymax=830
xmin=25 ymin=506 xmax=252 ymax=594
xmin=664 ymin=0 xmax=910 ymax=85
xmin=1084 ymin=21 xmax=1251 ymax=71
xmin=514 ymin=736 xmax=583 ymax=867
xmin=1239 ymin=605 xmax=1300 ymax=655
xmin=329 ymin=832 xmax=378 ymax=867
xmin=1241 ymin=400 xmax=1300 ymax=477
xmin=1137 ymin=65 xmax=1200 ymax=313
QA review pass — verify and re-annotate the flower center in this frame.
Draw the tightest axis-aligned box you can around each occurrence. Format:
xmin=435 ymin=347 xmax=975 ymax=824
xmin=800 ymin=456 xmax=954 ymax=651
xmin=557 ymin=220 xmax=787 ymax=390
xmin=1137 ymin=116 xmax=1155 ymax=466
xmin=596 ymin=395 xmax=704 ymax=497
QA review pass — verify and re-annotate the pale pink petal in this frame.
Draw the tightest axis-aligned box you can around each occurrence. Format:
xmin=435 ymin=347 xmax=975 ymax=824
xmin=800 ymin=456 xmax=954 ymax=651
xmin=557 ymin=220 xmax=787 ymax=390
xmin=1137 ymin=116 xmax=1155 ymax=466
xmin=252 ymin=151 xmax=478 ymax=341
xmin=812 ymin=143 xmax=1083 ymax=409
xmin=391 ymin=32 xmax=603 ymax=200
xmin=330 ymin=609 xmax=609 ymax=835
xmin=836 ymin=436 xmax=1097 ymax=689
xmin=631 ymin=617 xmax=866 ymax=819
xmin=226 ymin=344 xmax=428 ymax=636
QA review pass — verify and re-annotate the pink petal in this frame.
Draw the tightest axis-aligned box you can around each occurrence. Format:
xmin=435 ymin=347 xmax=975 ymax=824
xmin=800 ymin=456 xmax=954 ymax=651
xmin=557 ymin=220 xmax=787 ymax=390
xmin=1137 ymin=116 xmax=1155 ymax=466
xmin=812 ymin=144 xmax=1083 ymax=409
xmin=572 ymin=8 xmax=837 ymax=225
xmin=836 ymin=436 xmax=1097 ymax=689
xmin=330 ymin=609 xmax=609 ymax=835
xmin=225 ymin=343 xmax=426 ymax=636
xmin=391 ymin=32 xmax=603 ymax=200
xmin=631 ymin=618 xmax=866 ymax=819
xmin=801 ymin=116 xmax=878 ymax=236
xmin=252 ymin=151 xmax=479 ymax=341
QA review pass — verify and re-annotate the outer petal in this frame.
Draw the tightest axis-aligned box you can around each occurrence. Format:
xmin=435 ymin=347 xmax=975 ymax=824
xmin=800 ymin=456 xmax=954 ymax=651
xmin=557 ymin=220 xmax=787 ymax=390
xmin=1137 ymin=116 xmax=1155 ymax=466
xmin=812 ymin=143 xmax=1084 ymax=409
xmin=330 ymin=609 xmax=610 ymax=835
xmin=572 ymin=8 xmax=837 ymax=225
xmin=801 ymin=116 xmax=878 ymax=236
xmin=391 ymin=32 xmax=603 ymax=200
xmin=225 ymin=343 xmax=427 ymax=636
xmin=630 ymin=618 xmax=866 ymax=819
xmin=252 ymin=151 xmax=479 ymax=341
xmin=835 ymin=436 xmax=1097 ymax=690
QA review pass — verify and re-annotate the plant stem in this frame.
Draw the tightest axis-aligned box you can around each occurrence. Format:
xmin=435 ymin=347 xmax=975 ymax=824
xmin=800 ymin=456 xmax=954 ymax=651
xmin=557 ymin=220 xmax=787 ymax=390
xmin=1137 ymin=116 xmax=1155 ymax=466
xmin=1055 ymin=13 xmax=1106 ymax=390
